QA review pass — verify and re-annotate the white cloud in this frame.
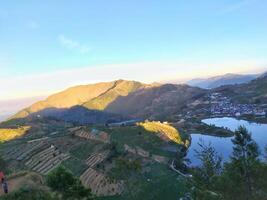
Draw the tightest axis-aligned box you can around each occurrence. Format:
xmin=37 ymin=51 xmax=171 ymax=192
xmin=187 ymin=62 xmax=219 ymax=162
xmin=58 ymin=35 xmax=91 ymax=54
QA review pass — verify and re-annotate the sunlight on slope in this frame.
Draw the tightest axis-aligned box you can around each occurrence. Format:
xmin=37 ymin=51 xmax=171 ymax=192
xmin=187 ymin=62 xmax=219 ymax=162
xmin=0 ymin=126 xmax=31 ymax=142
xmin=138 ymin=121 xmax=183 ymax=144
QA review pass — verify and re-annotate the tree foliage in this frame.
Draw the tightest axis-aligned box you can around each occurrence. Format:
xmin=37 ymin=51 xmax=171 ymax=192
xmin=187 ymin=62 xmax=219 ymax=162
xmin=194 ymin=140 xmax=222 ymax=188
xmin=46 ymin=166 xmax=93 ymax=200
xmin=189 ymin=126 xmax=267 ymax=200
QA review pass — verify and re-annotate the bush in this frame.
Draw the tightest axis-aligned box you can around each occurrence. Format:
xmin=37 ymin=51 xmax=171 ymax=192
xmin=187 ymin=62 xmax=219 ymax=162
xmin=46 ymin=166 xmax=93 ymax=200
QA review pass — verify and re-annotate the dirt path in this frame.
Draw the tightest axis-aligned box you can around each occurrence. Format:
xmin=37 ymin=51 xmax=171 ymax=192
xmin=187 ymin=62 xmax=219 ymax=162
xmin=0 ymin=175 xmax=28 ymax=195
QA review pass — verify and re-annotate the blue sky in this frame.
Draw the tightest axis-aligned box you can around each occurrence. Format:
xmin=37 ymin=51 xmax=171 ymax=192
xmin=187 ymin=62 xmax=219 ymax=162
xmin=0 ymin=0 xmax=267 ymax=100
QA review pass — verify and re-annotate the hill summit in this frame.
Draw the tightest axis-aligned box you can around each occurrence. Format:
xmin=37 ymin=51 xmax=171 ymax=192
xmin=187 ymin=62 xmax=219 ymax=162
xmin=11 ymin=80 xmax=206 ymax=123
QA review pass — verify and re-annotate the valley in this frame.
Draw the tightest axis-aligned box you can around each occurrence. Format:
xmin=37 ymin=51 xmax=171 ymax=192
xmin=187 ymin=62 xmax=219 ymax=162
xmin=0 ymin=75 xmax=267 ymax=199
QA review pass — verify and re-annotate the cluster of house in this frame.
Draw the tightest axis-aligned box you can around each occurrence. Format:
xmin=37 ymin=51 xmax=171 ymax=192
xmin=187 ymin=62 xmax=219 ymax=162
xmin=209 ymin=93 xmax=266 ymax=117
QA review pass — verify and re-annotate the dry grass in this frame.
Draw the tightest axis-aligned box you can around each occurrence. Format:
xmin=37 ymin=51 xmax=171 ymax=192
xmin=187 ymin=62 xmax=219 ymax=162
xmin=0 ymin=126 xmax=31 ymax=142
xmin=138 ymin=121 xmax=183 ymax=144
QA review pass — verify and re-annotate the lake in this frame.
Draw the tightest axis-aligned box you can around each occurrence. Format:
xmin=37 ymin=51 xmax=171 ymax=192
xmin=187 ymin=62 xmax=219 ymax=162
xmin=187 ymin=117 xmax=267 ymax=166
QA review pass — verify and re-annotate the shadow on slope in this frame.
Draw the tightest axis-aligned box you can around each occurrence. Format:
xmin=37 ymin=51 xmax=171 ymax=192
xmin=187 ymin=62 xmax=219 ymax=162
xmin=27 ymin=105 xmax=128 ymax=125
xmin=7 ymin=83 xmax=207 ymax=125
xmin=105 ymin=84 xmax=207 ymax=120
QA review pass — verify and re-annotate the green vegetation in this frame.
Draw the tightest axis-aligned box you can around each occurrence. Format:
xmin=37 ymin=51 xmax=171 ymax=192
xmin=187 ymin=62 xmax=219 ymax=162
xmin=107 ymin=126 xmax=175 ymax=157
xmin=61 ymin=157 xmax=88 ymax=177
xmin=101 ymin=163 xmax=188 ymax=200
xmin=70 ymin=140 xmax=103 ymax=160
xmin=46 ymin=166 xmax=94 ymax=200
xmin=0 ymin=155 xmax=8 ymax=173
xmin=0 ymin=185 xmax=56 ymax=200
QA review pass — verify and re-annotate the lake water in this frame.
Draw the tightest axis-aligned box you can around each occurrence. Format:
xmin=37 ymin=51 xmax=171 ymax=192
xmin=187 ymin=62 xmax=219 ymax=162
xmin=187 ymin=117 xmax=267 ymax=166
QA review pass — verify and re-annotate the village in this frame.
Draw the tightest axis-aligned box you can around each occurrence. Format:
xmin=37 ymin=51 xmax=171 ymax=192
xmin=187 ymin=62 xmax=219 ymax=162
xmin=209 ymin=93 xmax=266 ymax=117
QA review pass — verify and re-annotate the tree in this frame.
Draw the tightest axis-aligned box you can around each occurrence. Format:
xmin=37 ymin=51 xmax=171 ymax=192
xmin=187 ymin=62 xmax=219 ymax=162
xmin=194 ymin=139 xmax=222 ymax=188
xmin=230 ymin=126 xmax=259 ymax=200
xmin=46 ymin=166 xmax=93 ymax=200
xmin=189 ymin=140 xmax=223 ymax=200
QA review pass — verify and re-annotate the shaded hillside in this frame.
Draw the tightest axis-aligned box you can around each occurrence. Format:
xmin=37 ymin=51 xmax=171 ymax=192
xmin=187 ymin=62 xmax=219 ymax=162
xmin=29 ymin=106 xmax=126 ymax=125
xmin=12 ymin=80 xmax=149 ymax=120
xmin=106 ymin=84 xmax=207 ymax=120
xmin=215 ymin=74 xmax=267 ymax=104
xmin=187 ymin=73 xmax=258 ymax=89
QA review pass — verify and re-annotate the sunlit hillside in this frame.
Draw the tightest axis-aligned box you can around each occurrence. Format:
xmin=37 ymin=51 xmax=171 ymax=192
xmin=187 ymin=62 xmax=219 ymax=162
xmin=138 ymin=121 xmax=183 ymax=144
xmin=0 ymin=126 xmax=31 ymax=142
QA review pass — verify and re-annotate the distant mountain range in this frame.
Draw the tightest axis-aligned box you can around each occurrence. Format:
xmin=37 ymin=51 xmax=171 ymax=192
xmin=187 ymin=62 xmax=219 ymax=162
xmin=216 ymin=72 xmax=267 ymax=104
xmin=187 ymin=73 xmax=259 ymax=89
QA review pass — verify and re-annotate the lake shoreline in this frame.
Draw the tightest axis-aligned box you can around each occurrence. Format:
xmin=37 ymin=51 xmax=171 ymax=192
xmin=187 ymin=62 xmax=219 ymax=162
xmin=187 ymin=117 xmax=267 ymax=166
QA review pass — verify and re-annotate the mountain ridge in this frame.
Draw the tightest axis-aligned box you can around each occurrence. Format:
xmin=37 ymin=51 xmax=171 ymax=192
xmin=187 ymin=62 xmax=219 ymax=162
xmin=11 ymin=80 xmax=206 ymax=123
xmin=187 ymin=73 xmax=259 ymax=89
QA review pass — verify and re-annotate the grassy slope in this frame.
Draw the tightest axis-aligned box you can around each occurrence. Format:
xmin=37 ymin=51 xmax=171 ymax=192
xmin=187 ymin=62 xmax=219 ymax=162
xmin=97 ymin=163 xmax=188 ymax=200
xmin=0 ymin=126 xmax=31 ymax=142
xmin=139 ymin=121 xmax=183 ymax=144
xmin=11 ymin=81 xmax=121 ymax=119
xmin=83 ymin=80 xmax=145 ymax=110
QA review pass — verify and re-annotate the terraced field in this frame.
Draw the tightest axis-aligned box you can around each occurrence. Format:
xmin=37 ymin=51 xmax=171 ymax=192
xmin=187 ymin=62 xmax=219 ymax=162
xmin=86 ymin=150 xmax=110 ymax=167
xmin=80 ymin=167 xmax=124 ymax=196
xmin=124 ymin=144 xmax=168 ymax=164
xmin=25 ymin=145 xmax=70 ymax=175
xmin=2 ymin=141 xmax=49 ymax=161
xmin=75 ymin=128 xmax=110 ymax=143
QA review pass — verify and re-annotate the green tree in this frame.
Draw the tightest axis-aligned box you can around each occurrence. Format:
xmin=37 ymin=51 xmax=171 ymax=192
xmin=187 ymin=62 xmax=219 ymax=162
xmin=194 ymin=140 xmax=222 ymax=188
xmin=189 ymin=140 xmax=223 ymax=200
xmin=46 ymin=166 xmax=93 ymax=200
xmin=230 ymin=126 xmax=259 ymax=200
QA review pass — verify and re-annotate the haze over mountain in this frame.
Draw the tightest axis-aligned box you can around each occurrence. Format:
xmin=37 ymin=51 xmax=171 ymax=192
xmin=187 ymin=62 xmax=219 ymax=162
xmin=0 ymin=96 xmax=46 ymax=122
xmin=187 ymin=73 xmax=259 ymax=89
xmin=216 ymin=72 xmax=267 ymax=104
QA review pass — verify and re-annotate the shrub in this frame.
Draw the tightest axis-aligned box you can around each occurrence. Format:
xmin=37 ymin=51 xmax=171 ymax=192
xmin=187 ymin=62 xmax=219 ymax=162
xmin=46 ymin=166 xmax=93 ymax=200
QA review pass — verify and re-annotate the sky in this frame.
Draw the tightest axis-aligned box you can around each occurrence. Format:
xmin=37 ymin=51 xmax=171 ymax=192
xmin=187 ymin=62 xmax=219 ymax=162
xmin=1 ymin=0 xmax=267 ymax=101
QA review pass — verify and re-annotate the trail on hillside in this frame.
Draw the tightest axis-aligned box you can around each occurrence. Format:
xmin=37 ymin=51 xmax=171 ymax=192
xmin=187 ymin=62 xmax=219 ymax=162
xmin=0 ymin=175 xmax=27 ymax=195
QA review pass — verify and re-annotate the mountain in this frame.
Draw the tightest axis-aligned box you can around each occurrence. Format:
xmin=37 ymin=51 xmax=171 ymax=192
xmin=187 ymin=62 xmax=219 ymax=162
xmin=187 ymin=73 xmax=258 ymax=89
xmin=0 ymin=114 xmax=9 ymax=122
xmin=106 ymin=84 xmax=206 ymax=119
xmin=11 ymin=80 xmax=206 ymax=123
xmin=12 ymin=80 xmax=150 ymax=120
xmin=216 ymin=74 xmax=267 ymax=104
